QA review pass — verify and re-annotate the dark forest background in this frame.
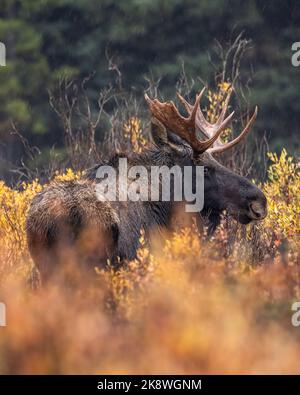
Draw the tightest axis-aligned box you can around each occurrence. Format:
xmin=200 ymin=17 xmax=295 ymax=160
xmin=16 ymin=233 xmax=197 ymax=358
xmin=0 ymin=0 xmax=299 ymax=183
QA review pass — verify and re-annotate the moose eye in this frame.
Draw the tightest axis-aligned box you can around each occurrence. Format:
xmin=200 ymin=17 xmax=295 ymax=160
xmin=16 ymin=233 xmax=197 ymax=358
xmin=204 ymin=167 xmax=210 ymax=176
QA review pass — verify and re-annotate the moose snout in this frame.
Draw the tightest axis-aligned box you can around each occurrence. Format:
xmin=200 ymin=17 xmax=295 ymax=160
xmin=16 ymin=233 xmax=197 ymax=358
xmin=248 ymin=200 xmax=267 ymax=220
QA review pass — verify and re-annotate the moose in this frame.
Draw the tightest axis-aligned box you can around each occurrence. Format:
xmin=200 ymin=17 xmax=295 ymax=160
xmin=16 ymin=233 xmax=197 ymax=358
xmin=26 ymin=88 xmax=267 ymax=283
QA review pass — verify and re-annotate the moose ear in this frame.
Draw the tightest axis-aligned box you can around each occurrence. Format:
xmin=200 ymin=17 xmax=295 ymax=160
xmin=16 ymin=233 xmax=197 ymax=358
xmin=151 ymin=116 xmax=193 ymax=156
xmin=151 ymin=117 xmax=168 ymax=147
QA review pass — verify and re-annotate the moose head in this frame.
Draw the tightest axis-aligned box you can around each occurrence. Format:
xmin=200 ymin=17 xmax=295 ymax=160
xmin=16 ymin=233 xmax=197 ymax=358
xmin=145 ymin=88 xmax=267 ymax=232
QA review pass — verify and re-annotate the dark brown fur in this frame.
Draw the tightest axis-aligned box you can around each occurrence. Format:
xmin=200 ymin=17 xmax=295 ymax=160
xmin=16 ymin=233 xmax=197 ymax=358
xmin=26 ymin=179 xmax=119 ymax=282
xmin=26 ymin=125 xmax=267 ymax=283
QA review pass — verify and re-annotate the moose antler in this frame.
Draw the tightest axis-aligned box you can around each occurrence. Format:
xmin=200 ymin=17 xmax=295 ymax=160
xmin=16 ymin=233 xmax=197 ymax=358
xmin=177 ymin=88 xmax=258 ymax=154
xmin=145 ymin=88 xmax=234 ymax=154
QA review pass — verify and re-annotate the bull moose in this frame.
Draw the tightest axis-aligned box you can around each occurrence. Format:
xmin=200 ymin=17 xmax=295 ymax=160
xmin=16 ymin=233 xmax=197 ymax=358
xmin=26 ymin=88 xmax=267 ymax=283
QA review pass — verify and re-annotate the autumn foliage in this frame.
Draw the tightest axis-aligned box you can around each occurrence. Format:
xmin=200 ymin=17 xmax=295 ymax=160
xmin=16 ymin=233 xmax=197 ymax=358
xmin=0 ymin=83 xmax=299 ymax=373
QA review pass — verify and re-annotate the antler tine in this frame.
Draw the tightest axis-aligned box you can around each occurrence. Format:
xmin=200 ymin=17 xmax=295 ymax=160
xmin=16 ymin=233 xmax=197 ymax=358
xmin=177 ymin=87 xmax=205 ymax=114
xmin=216 ymin=88 xmax=233 ymax=125
xmin=189 ymin=91 xmax=232 ymax=151
xmin=194 ymin=88 xmax=233 ymax=138
xmin=178 ymin=87 xmax=233 ymax=141
xmin=145 ymin=92 xmax=225 ymax=153
xmin=188 ymin=92 xmax=202 ymax=124
xmin=208 ymin=106 xmax=258 ymax=154
xmin=193 ymin=119 xmax=231 ymax=152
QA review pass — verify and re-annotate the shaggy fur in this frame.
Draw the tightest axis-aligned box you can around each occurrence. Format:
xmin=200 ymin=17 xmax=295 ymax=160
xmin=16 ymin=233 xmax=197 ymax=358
xmin=26 ymin=179 xmax=119 ymax=282
xmin=26 ymin=130 xmax=267 ymax=283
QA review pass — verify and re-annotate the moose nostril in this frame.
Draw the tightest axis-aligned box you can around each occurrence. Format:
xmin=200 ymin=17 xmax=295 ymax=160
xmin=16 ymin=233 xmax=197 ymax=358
xmin=249 ymin=202 xmax=266 ymax=219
